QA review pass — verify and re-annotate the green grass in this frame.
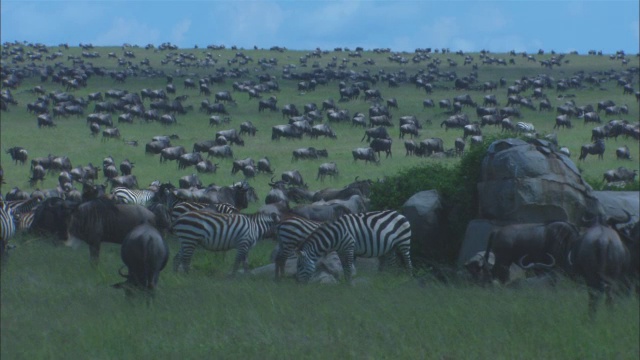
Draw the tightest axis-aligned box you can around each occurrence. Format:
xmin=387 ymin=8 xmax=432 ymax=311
xmin=1 ymin=45 xmax=639 ymax=358
xmin=2 ymin=233 xmax=639 ymax=359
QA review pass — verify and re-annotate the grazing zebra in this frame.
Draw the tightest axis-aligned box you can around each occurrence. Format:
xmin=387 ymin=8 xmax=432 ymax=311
xmin=169 ymin=201 xmax=239 ymax=224
xmin=274 ymin=216 xmax=322 ymax=280
xmin=515 ymin=121 xmax=536 ymax=134
xmin=112 ymin=187 xmax=158 ymax=206
xmin=1 ymin=202 xmax=17 ymax=258
xmin=172 ymin=210 xmax=280 ymax=274
xmin=3 ymin=197 xmax=42 ymax=216
xmin=16 ymin=210 xmax=35 ymax=231
xmin=296 ymin=210 xmax=413 ymax=283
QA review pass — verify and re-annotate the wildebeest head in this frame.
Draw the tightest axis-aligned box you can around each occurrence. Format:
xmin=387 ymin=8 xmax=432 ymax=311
xmin=31 ymin=196 xmax=78 ymax=241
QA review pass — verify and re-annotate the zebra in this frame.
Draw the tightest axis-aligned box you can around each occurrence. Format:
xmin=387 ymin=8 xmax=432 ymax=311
xmin=274 ymin=215 xmax=323 ymax=280
xmin=3 ymin=197 xmax=42 ymax=216
xmin=16 ymin=210 xmax=35 ymax=231
xmin=112 ymin=187 xmax=158 ymax=206
xmin=169 ymin=201 xmax=239 ymax=224
xmin=515 ymin=121 xmax=536 ymax=134
xmin=172 ymin=210 xmax=280 ymax=274
xmin=1 ymin=202 xmax=17 ymax=258
xmin=296 ymin=210 xmax=413 ymax=284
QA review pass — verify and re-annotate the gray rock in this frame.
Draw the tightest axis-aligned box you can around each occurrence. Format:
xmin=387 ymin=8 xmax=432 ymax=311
xmin=478 ymin=138 xmax=601 ymax=224
xmin=401 ymin=190 xmax=445 ymax=259
xmin=592 ymin=191 xmax=639 ymax=223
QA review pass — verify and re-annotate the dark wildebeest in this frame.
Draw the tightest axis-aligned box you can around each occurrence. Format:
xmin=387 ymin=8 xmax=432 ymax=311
xmin=282 ymin=170 xmax=306 ymax=187
xmin=111 ymin=224 xmax=169 ymax=302
xmin=602 ymin=167 xmax=638 ymax=183
xmin=257 ymin=157 xmax=274 ymax=174
xmin=454 ymin=137 xmax=465 ymax=156
xmin=418 ymin=138 xmax=444 ymax=156
xmin=66 ymin=198 xmax=157 ymax=263
xmin=484 ymin=221 xmax=580 ymax=284
xmin=578 ymin=139 xmax=605 ymax=160
xmin=568 ymin=213 xmax=632 ymax=319
xmin=554 ymin=115 xmax=572 ymax=129
xmin=352 ymin=147 xmax=378 ymax=164
xmin=207 ymin=145 xmax=234 ymax=159
xmin=616 ymin=145 xmax=631 ymax=160
xmin=196 ymin=160 xmax=218 ymax=174
xmin=370 ymin=138 xmax=392 ymax=159
xmin=317 ymin=162 xmax=339 ymax=182
xmin=361 ymin=126 xmax=390 ymax=142
xmin=6 ymin=147 xmax=28 ymax=165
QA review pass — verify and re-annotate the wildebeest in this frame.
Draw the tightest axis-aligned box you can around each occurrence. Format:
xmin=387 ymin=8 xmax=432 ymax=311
xmin=179 ymin=173 xmax=202 ymax=189
xmin=107 ymin=175 xmax=139 ymax=190
xmin=239 ymin=121 xmax=257 ymax=137
xmin=602 ymin=167 xmax=638 ymax=183
xmin=310 ymin=123 xmax=337 ymax=139
xmin=291 ymin=202 xmax=351 ymax=222
xmin=196 ymin=160 xmax=218 ymax=174
xmin=418 ymin=138 xmax=444 ymax=156
xmin=484 ymin=221 xmax=580 ymax=284
xmin=583 ymin=112 xmax=601 ymax=125
xmin=440 ymin=114 xmax=469 ymax=130
xmin=160 ymin=146 xmax=186 ymax=163
xmin=102 ymin=128 xmax=121 ymax=141
xmin=569 ymin=214 xmax=631 ymax=318
xmin=361 ymin=126 xmax=390 ymax=142
xmin=399 ymin=124 xmax=419 ymax=139
xmin=66 ymin=198 xmax=157 ymax=263
xmin=554 ymin=115 xmax=572 ymax=129
xmin=215 ymin=129 xmax=244 ymax=146
xmin=454 ymin=137 xmax=465 ymax=156
xmin=352 ymin=147 xmax=378 ymax=164
xmin=207 ymin=145 xmax=234 ymax=159
xmin=111 ymin=224 xmax=169 ymax=301
xmin=281 ymin=170 xmax=306 ymax=187
xmin=29 ymin=165 xmax=46 ymax=187
xmin=463 ymin=123 xmax=482 ymax=139
xmin=317 ymin=162 xmax=339 ymax=182
xmin=616 ymin=145 xmax=631 ymax=160
xmin=292 ymin=147 xmax=328 ymax=161
xmin=257 ymin=157 xmax=274 ymax=174
xmin=6 ymin=147 xmax=28 ymax=165
xmin=272 ymin=124 xmax=302 ymax=140
xmin=370 ymin=138 xmax=392 ymax=159
xmin=145 ymin=140 xmax=170 ymax=155
xmin=578 ymin=139 xmax=605 ymax=160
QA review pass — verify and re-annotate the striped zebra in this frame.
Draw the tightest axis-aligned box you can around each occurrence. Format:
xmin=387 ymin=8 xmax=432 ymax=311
xmin=296 ymin=210 xmax=413 ymax=283
xmin=3 ymin=197 xmax=42 ymax=216
xmin=515 ymin=121 xmax=536 ymax=134
xmin=16 ymin=211 xmax=35 ymax=231
xmin=274 ymin=216 xmax=323 ymax=279
xmin=1 ymin=202 xmax=17 ymax=257
xmin=172 ymin=210 xmax=280 ymax=274
xmin=112 ymin=187 xmax=158 ymax=206
xmin=170 ymin=201 xmax=239 ymax=224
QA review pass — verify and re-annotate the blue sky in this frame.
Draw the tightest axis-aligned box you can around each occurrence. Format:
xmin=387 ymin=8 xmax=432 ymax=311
xmin=1 ymin=1 xmax=638 ymax=54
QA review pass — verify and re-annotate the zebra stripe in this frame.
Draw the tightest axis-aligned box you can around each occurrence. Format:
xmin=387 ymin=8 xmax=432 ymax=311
xmin=3 ymin=197 xmax=41 ymax=216
xmin=112 ymin=187 xmax=157 ymax=205
xmin=1 ymin=203 xmax=17 ymax=255
xmin=17 ymin=211 xmax=35 ymax=231
xmin=170 ymin=201 xmax=239 ymax=224
xmin=296 ymin=210 xmax=413 ymax=283
xmin=172 ymin=210 xmax=279 ymax=274
xmin=274 ymin=216 xmax=322 ymax=279
xmin=516 ymin=122 xmax=535 ymax=133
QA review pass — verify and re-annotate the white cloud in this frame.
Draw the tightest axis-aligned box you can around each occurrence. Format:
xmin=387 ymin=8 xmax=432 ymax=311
xmin=171 ymin=19 xmax=191 ymax=46
xmin=93 ymin=17 xmax=160 ymax=47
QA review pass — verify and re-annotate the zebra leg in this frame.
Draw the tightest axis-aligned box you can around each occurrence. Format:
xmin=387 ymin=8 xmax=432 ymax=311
xmin=174 ymin=246 xmax=195 ymax=273
xmin=339 ymin=249 xmax=355 ymax=284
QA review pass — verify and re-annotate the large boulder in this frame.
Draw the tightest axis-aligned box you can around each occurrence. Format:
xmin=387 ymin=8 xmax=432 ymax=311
xmin=401 ymin=190 xmax=446 ymax=260
xmin=477 ymin=138 xmax=601 ymax=224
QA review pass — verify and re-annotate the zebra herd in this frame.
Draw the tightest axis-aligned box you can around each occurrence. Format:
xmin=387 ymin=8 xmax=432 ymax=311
xmin=0 ymin=187 xmax=414 ymax=284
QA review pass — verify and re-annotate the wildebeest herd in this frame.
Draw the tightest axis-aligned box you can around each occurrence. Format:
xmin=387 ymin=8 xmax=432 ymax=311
xmin=1 ymin=42 xmax=638 ymax=316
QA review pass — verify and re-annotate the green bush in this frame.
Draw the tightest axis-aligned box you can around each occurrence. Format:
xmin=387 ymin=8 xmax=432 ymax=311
xmin=370 ymin=137 xmax=497 ymax=264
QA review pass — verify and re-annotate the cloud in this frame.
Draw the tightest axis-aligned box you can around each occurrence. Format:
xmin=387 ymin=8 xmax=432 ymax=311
xmin=93 ymin=17 xmax=160 ymax=46
xmin=171 ymin=19 xmax=191 ymax=46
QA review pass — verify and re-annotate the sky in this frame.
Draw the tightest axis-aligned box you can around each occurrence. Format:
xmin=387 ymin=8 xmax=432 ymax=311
xmin=1 ymin=0 xmax=638 ymax=54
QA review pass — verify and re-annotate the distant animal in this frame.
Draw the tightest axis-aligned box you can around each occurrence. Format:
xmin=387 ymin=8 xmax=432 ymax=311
xmin=316 ymin=162 xmax=339 ymax=182
xmin=352 ymin=147 xmax=378 ymax=164
xmin=578 ymin=139 xmax=605 ymax=160
xmin=6 ymin=147 xmax=28 ymax=165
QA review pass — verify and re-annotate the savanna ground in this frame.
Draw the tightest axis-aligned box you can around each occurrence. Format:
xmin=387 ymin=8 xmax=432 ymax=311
xmin=1 ymin=43 xmax=639 ymax=358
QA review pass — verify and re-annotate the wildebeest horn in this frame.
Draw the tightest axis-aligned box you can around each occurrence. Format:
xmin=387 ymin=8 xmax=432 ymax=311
xmin=607 ymin=209 xmax=632 ymax=227
xmin=518 ymin=253 xmax=556 ymax=269
xmin=567 ymin=251 xmax=573 ymax=266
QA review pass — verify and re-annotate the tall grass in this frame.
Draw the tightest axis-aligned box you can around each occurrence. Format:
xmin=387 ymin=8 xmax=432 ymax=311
xmin=2 ymin=233 xmax=638 ymax=359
